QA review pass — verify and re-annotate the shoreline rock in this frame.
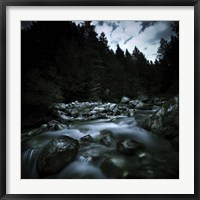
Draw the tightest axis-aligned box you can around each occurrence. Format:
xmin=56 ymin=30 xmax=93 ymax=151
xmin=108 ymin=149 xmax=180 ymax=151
xmin=36 ymin=135 xmax=79 ymax=177
xmin=142 ymin=96 xmax=179 ymax=141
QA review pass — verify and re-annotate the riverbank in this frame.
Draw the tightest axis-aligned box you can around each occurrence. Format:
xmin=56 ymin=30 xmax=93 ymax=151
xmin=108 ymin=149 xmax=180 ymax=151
xmin=21 ymin=96 xmax=179 ymax=179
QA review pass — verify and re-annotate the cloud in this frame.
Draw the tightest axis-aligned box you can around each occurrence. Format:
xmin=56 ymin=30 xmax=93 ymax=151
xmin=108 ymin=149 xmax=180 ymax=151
xmin=124 ymin=36 xmax=134 ymax=45
xmin=21 ymin=21 xmax=33 ymax=30
xmin=138 ymin=21 xmax=157 ymax=33
xmin=93 ymin=21 xmax=141 ymax=52
xmin=146 ymin=21 xmax=173 ymax=44
xmin=75 ymin=20 xmax=175 ymax=61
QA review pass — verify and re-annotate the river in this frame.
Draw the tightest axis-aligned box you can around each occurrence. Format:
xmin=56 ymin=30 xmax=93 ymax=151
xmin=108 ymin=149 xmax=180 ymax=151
xmin=21 ymin=113 xmax=179 ymax=179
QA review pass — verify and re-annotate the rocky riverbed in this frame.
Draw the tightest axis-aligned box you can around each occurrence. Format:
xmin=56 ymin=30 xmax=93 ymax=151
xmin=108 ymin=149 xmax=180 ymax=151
xmin=21 ymin=96 xmax=179 ymax=179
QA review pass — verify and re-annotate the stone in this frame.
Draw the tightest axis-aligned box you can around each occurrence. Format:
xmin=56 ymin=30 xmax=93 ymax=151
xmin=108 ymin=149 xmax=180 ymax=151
xmin=59 ymin=114 xmax=71 ymax=124
xmin=47 ymin=120 xmax=67 ymax=130
xmin=100 ymin=155 xmax=126 ymax=178
xmin=120 ymin=96 xmax=130 ymax=104
xmin=128 ymin=109 xmax=134 ymax=117
xmin=80 ymin=134 xmax=94 ymax=145
xmin=128 ymin=100 xmax=139 ymax=108
xmin=114 ymin=110 xmax=121 ymax=116
xmin=117 ymin=138 xmax=144 ymax=155
xmin=36 ymin=136 xmax=79 ymax=177
xmin=50 ymin=103 xmax=66 ymax=111
xmin=70 ymin=109 xmax=79 ymax=118
xmin=100 ymin=130 xmax=116 ymax=147
xmin=79 ymin=145 xmax=108 ymax=159
xmin=135 ymin=101 xmax=145 ymax=109
xmin=143 ymin=96 xmax=179 ymax=138
xmin=109 ymin=103 xmax=116 ymax=111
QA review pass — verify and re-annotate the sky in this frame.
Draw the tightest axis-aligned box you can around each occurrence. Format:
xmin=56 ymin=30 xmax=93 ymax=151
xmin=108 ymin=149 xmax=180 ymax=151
xmin=22 ymin=20 xmax=176 ymax=62
xmin=90 ymin=21 xmax=175 ymax=61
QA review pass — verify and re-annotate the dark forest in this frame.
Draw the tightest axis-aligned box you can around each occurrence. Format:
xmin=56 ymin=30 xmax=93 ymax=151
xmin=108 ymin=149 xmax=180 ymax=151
xmin=21 ymin=21 xmax=178 ymax=126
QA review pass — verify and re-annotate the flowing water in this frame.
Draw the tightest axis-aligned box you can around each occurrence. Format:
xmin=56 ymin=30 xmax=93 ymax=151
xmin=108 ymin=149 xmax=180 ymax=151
xmin=21 ymin=115 xmax=179 ymax=179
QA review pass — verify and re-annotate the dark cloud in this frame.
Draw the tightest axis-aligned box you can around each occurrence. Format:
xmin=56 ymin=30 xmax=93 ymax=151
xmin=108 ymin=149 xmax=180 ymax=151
xmin=139 ymin=21 xmax=157 ymax=33
xmin=21 ymin=21 xmax=33 ymax=30
xmin=97 ymin=21 xmax=104 ymax=26
xmin=147 ymin=22 xmax=173 ymax=44
xmin=107 ymin=22 xmax=119 ymax=32
xmin=97 ymin=21 xmax=119 ymax=32
xmin=124 ymin=36 xmax=133 ymax=45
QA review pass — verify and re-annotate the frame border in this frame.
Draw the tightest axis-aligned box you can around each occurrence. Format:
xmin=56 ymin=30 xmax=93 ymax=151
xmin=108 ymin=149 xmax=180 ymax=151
xmin=0 ymin=0 xmax=199 ymax=199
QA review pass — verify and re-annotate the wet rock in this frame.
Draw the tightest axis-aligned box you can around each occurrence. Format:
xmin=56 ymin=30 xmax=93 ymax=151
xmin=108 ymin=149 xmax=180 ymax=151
xmin=114 ymin=110 xmax=121 ymax=116
xmin=119 ymin=105 xmax=128 ymax=111
xmin=143 ymin=109 xmax=163 ymax=132
xmin=90 ymin=110 xmax=97 ymax=115
xmin=93 ymin=106 xmax=105 ymax=113
xmin=137 ymin=152 xmax=153 ymax=166
xmin=47 ymin=120 xmax=67 ymax=130
xmin=121 ymin=96 xmax=130 ymax=104
xmin=49 ymin=103 xmax=66 ymax=111
xmin=80 ymin=134 xmax=94 ymax=145
xmin=113 ymin=106 xmax=119 ymax=113
xmin=163 ymin=100 xmax=179 ymax=128
xmin=117 ymin=138 xmax=144 ymax=155
xmin=40 ymin=124 xmax=48 ymax=130
xmin=128 ymin=109 xmax=134 ymax=117
xmin=100 ymin=130 xmax=116 ymax=147
xmin=106 ymin=112 xmax=113 ymax=116
xmin=141 ymin=96 xmax=150 ymax=103
xmin=79 ymin=145 xmax=108 ymax=159
xmin=143 ymin=96 xmax=179 ymax=139
xmin=31 ymin=124 xmax=48 ymax=135
xmin=36 ymin=136 xmax=79 ymax=177
xmin=53 ymin=124 xmax=62 ymax=130
xmin=109 ymin=103 xmax=116 ymax=111
xmin=88 ymin=115 xmax=99 ymax=120
xmin=82 ymin=109 xmax=91 ymax=117
xmin=100 ymin=155 xmax=126 ymax=178
xmin=99 ymin=113 xmax=108 ymax=119
xmin=59 ymin=114 xmax=72 ymax=124
xmin=25 ymin=128 xmax=42 ymax=137
xmin=70 ymin=109 xmax=79 ymax=118
xmin=135 ymin=101 xmax=145 ymax=109
xmin=128 ymin=100 xmax=139 ymax=108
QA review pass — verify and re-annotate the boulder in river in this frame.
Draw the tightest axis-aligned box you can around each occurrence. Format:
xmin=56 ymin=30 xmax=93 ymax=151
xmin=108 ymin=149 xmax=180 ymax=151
xmin=128 ymin=109 xmax=134 ymax=117
xmin=80 ymin=134 xmax=94 ymax=145
xmin=36 ymin=135 xmax=79 ymax=177
xmin=143 ymin=96 xmax=179 ymax=139
xmin=47 ymin=120 xmax=67 ymax=130
xmin=49 ymin=103 xmax=66 ymax=111
xmin=128 ymin=100 xmax=139 ymax=108
xmin=100 ymin=130 xmax=116 ymax=147
xmin=117 ymin=138 xmax=144 ymax=155
xmin=70 ymin=109 xmax=79 ymax=118
xmin=79 ymin=145 xmax=109 ymax=160
xmin=134 ymin=101 xmax=145 ymax=109
xmin=100 ymin=155 xmax=126 ymax=178
xmin=120 ymin=96 xmax=130 ymax=104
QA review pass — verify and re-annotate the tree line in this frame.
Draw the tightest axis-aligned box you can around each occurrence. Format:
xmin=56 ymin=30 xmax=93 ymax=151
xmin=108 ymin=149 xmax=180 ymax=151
xmin=21 ymin=21 xmax=179 ymax=120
